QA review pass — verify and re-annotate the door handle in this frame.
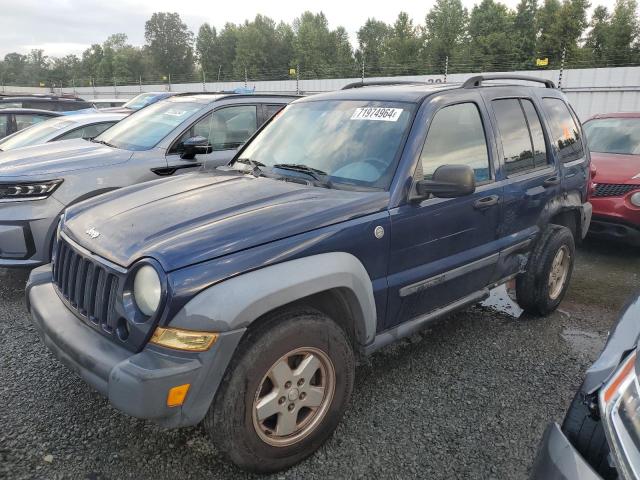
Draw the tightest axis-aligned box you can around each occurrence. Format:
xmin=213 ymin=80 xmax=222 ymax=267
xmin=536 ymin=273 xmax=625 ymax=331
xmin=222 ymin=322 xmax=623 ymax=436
xmin=543 ymin=176 xmax=560 ymax=188
xmin=474 ymin=195 xmax=500 ymax=209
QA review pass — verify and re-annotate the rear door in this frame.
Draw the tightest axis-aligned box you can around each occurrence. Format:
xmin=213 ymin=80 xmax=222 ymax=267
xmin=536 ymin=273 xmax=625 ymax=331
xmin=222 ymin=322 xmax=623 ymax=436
xmin=387 ymin=93 xmax=503 ymax=328
xmin=481 ymin=90 xmax=560 ymax=281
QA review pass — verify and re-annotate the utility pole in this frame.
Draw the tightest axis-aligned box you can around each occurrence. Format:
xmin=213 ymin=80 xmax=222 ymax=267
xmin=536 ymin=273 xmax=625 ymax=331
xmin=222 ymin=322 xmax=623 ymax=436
xmin=139 ymin=75 xmax=142 ymax=93
xmin=91 ymin=76 xmax=96 ymax=97
xmin=296 ymin=64 xmax=300 ymax=95
xmin=72 ymin=77 xmax=76 ymax=96
xmin=202 ymin=70 xmax=206 ymax=92
xmin=361 ymin=58 xmax=365 ymax=84
xmin=244 ymin=67 xmax=248 ymax=88
xmin=444 ymin=56 xmax=449 ymax=83
xmin=217 ymin=65 xmax=222 ymax=82
xmin=558 ymin=47 xmax=566 ymax=89
xmin=113 ymin=77 xmax=117 ymax=98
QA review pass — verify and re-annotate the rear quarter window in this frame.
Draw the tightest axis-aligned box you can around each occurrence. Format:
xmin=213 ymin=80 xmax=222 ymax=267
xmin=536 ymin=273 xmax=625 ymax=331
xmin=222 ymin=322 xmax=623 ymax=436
xmin=542 ymin=98 xmax=584 ymax=163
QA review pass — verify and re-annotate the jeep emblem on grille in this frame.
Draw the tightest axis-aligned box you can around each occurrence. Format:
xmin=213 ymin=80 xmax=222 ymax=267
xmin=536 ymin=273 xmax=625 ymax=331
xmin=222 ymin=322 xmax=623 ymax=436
xmin=85 ymin=227 xmax=100 ymax=239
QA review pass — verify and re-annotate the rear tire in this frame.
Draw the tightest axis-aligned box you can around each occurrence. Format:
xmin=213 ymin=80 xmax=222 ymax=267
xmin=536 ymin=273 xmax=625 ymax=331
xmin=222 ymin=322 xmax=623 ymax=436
xmin=516 ymin=225 xmax=575 ymax=315
xmin=561 ymin=388 xmax=617 ymax=479
xmin=205 ymin=307 xmax=355 ymax=473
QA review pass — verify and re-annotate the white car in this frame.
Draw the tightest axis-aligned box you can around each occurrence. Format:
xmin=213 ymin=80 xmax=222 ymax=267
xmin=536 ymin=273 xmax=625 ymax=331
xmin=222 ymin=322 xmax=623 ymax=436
xmin=0 ymin=112 xmax=127 ymax=151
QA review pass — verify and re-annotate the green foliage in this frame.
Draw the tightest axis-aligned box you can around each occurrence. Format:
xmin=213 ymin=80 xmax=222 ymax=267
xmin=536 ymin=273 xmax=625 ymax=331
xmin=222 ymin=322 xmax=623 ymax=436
xmin=144 ymin=12 xmax=194 ymax=78
xmin=1 ymin=4 xmax=639 ymax=88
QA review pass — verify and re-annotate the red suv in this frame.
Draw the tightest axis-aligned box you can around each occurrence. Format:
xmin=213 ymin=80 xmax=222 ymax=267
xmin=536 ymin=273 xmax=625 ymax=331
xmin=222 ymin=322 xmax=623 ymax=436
xmin=583 ymin=112 xmax=640 ymax=246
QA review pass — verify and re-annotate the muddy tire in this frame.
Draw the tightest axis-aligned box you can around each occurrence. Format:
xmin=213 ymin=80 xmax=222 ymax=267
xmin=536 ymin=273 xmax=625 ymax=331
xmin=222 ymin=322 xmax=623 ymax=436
xmin=204 ymin=307 xmax=354 ymax=473
xmin=562 ymin=388 xmax=617 ymax=479
xmin=516 ymin=225 xmax=575 ymax=316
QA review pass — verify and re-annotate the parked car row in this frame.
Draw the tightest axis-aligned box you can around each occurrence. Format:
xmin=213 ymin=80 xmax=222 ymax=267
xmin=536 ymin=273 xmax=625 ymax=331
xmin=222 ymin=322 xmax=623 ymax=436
xmin=0 ymin=76 xmax=637 ymax=475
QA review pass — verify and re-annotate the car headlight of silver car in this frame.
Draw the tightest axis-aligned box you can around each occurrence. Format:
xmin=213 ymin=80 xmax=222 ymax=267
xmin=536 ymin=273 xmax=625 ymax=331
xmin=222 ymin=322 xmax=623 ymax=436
xmin=0 ymin=179 xmax=63 ymax=202
xmin=133 ymin=264 xmax=163 ymax=317
xmin=600 ymin=350 xmax=640 ymax=479
xmin=631 ymin=191 xmax=640 ymax=207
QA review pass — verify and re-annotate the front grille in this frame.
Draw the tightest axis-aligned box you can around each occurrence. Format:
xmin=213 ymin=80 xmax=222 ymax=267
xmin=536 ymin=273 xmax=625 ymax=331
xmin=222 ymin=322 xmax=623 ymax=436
xmin=52 ymin=236 xmax=121 ymax=335
xmin=593 ymin=183 xmax=639 ymax=198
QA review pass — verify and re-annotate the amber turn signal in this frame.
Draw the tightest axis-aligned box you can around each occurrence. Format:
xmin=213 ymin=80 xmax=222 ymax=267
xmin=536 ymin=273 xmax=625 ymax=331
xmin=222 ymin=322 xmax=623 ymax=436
xmin=167 ymin=384 xmax=190 ymax=407
xmin=150 ymin=327 xmax=218 ymax=352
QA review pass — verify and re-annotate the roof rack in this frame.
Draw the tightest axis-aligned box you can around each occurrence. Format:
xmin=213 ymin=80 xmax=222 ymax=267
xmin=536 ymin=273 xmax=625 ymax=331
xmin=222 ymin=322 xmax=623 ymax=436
xmin=341 ymin=80 xmax=426 ymax=90
xmin=462 ymin=74 xmax=555 ymax=89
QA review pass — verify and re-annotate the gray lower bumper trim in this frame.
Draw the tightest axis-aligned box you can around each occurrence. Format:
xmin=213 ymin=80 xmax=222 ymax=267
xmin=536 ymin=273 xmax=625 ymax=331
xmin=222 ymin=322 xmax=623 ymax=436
xmin=531 ymin=423 xmax=603 ymax=480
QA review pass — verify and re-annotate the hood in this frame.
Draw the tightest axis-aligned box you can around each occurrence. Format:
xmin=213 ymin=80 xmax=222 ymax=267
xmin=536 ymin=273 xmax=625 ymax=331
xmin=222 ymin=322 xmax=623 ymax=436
xmin=64 ymin=173 xmax=389 ymax=271
xmin=591 ymin=152 xmax=640 ymax=184
xmin=0 ymin=139 xmax=133 ymax=178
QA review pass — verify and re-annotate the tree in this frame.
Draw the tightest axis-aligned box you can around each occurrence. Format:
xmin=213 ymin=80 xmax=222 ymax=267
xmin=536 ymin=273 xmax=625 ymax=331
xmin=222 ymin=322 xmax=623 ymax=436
xmin=423 ymin=0 xmax=469 ymax=70
xmin=585 ymin=6 xmax=611 ymax=63
xmin=144 ymin=12 xmax=194 ymax=78
xmin=538 ymin=0 xmax=590 ymax=63
xmin=513 ymin=0 xmax=538 ymax=67
xmin=356 ymin=19 xmax=391 ymax=76
xmin=196 ymin=23 xmax=220 ymax=74
xmin=214 ymin=23 xmax=239 ymax=80
xmin=233 ymin=15 xmax=293 ymax=79
xmin=292 ymin=11 xmax=336 ymax=76
xmin=606 ymin=0 xmax=639 ymax=64
xmin=2 ymin=53 xmax=28 ymax=84
xmin=332 ymin=26 xmax=356 ymax=76
xmin=385 ymin=12 xmax=422 ymax=74
xmin=468 ymin=0 xmax=515 ymax=71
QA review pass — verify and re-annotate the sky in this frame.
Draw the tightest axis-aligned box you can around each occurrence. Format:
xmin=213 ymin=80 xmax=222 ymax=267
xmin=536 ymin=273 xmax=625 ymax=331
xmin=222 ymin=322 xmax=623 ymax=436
xmin=0 ymin=0 xmax=614 ymax=59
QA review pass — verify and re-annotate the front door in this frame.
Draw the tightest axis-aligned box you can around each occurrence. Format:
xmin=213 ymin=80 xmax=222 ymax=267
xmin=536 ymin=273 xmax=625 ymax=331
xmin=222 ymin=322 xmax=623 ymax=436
xmin=387 ymin=96 xmax=503 ymax=328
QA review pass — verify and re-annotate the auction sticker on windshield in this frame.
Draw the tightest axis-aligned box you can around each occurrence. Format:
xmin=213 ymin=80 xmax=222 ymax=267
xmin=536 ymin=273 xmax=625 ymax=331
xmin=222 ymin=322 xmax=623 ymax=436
xmin=351 ymin=107 xmax=403 ymax=122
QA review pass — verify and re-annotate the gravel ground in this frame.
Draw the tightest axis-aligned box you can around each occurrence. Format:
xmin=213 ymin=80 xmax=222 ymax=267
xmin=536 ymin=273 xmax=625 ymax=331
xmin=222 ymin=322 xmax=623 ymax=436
xmin=1 ymin=238 xmax=638 ymax=480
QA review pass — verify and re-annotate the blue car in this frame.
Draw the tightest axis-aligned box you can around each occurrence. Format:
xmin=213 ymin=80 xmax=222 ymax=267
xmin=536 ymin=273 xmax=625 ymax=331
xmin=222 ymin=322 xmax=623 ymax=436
xmin=27 ymin=75 xmax=592 ymax=472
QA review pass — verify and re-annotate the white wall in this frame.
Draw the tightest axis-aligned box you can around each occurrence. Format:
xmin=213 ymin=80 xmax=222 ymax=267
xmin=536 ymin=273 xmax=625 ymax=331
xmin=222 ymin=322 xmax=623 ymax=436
xmin=5 ymin=66 xmax=640 ymax=120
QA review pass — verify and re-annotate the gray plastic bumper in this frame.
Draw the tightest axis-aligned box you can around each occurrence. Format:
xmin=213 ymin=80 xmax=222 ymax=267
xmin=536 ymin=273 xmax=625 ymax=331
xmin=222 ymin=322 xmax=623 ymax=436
xmin=27 ymin=265 xmax=245 ymax=427
xmin=530 ymin=423 xmax=602 ymax=480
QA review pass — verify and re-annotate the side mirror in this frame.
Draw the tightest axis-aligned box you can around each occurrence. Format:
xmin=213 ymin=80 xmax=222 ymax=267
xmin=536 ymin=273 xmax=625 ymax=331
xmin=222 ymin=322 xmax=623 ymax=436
xmin=181 ymin=136 xmax=213 ymax=160
xmin=413 ymin=164 xmax=476 ymax=200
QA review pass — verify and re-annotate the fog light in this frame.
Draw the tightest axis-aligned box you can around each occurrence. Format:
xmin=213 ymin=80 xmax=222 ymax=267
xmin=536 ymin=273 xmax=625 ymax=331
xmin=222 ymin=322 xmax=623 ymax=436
xmin=167 ymin=384 xmax=190 ymax=407
xmin=150 ymin=326 xmax=218 ymax=352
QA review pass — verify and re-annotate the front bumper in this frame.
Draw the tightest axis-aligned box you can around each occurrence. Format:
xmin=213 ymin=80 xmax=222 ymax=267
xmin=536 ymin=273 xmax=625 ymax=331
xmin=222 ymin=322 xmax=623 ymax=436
xmin=27 ymin=265 xmax=245 ymax=427
xmin=589 ymin=217 xmax=640 ymax=246
xmin=0 ymin=196 xmax=63 ymax=267
xmin=531 ymin=423 xmax=602 ymax=480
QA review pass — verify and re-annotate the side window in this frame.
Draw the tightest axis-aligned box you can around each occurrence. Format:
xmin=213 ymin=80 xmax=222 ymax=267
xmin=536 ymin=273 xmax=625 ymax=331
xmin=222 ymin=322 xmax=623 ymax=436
xmin=14 ymin=114 xmax=48 ymax=132
xmin=0 ymin=114 xmax=9 ymax=137
xmin=521 ymin=100 xmax=549 ymax=168
xmin=82 ymin=122 xmax=115 ymax=139
xmin=264 ymin=104 xmax=284 ymax=123
xmin=58 ymin=127 xmax=86 ymax=140
xmin=493 ymin=99 xmax=548 ymax=175
xmin=211 ymin=105 xmax=257 ymax=150
xmin=542 ymin=97 xmax=584 ymax=162
xmin=419 ymin=102 xmax=490 ymax=183
xmin=171 ymin=105 xmax=258 ymax=154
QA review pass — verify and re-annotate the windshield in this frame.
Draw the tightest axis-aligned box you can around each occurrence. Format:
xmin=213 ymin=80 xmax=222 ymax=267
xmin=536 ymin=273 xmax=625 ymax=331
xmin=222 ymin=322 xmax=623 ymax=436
xmin=583 ymin=118 xmax=640 ymax=155
xmin=94 ymin=100 xmax=204 ymax=151
xmin=236 ymin=100 xmax=415 ymax=189
xmin=0 ymin=117 xmax=76 ymax=150
xmin=123 ymin=93 xmax=163 ymax=110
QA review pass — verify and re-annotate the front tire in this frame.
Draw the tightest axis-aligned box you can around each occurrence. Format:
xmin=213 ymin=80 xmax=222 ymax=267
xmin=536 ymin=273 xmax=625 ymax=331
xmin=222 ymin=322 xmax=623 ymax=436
xmin=205 ymin=308 xmax=355 ymax=473
xmin=562 ymin=388 xmax=617 ymax=479
xmin=516 ymin=225 xmax=575 ymax=315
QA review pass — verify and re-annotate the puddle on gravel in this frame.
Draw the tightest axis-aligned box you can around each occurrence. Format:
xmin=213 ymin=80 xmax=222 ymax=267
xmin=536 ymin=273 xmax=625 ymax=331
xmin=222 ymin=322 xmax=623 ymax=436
xmin=561 ymin=328 xmax=605 ymax=358
xmin=480 ymin=283 xmax=524 ymax=318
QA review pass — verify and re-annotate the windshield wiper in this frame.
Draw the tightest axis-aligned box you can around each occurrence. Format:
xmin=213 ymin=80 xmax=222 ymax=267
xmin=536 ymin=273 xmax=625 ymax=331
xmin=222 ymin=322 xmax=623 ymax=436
xmin=272 ymin=163 xmax=332 ymax=187
xmin=235 ymin=158 xmax=267 ymax=178
xmin=91 ymin=138 xmax=117 ymax=148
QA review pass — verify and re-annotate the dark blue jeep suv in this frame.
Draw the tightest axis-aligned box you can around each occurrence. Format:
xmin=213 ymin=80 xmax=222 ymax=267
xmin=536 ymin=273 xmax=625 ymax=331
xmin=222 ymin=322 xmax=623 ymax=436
xmin=27 ymin=75 xmax=592 ymax=472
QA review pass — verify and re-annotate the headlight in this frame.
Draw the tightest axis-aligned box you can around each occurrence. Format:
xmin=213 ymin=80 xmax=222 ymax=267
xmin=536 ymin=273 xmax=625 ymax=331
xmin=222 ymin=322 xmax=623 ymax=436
xmin=631 ymin=191 xmax=640 ymax=207
xmin=133 ymin=265 xmax=162 ymax=316
xmin=0 ymin=179 xmax=63 ymax=202
xmin=600 ymin=350 xmax=640 ymax=479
